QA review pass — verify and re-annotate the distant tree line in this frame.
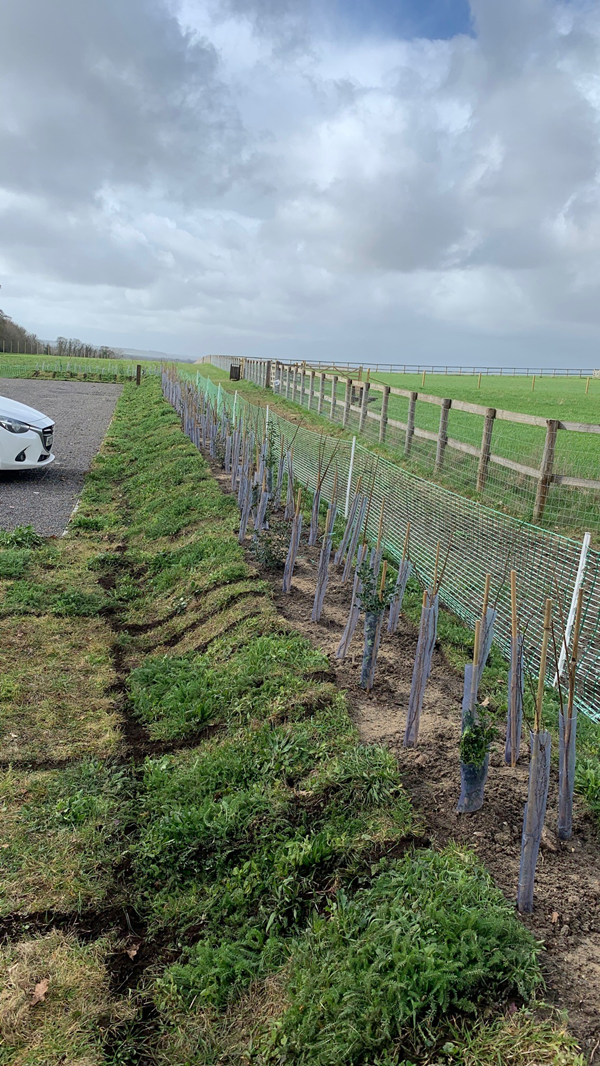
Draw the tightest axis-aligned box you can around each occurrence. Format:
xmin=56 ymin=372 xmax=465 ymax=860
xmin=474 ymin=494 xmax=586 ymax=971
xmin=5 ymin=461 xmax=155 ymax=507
xmin=0 ymin=310 xmax=122 ymax=359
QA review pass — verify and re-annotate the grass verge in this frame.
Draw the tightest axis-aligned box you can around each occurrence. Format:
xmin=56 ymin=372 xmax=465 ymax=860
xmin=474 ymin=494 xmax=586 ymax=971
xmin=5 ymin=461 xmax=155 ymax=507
xmin=0 ymin=376 xmax=584 ymax=1065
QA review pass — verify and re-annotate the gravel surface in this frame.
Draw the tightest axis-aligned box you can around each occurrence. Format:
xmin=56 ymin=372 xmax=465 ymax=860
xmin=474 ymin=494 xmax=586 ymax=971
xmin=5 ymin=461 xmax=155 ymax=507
xmin=0 ymin=378 xmax=122 ymax=536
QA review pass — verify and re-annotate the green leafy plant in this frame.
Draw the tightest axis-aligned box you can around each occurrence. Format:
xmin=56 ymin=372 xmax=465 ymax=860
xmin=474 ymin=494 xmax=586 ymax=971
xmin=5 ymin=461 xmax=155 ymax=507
xmin=357 ymin=561 xmax=395 ymax=615
xmin=460 ymin=712 xmax=498 ymax=768
xmin=251 ymin=514 xmax=290 ymax=571
xmin=0 ymin=524 xmax=43 ymax=549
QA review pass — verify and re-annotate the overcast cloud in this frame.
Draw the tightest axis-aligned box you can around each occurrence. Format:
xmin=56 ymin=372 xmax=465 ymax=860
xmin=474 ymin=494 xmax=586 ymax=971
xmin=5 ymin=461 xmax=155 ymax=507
xmin=2 ymin=0 xmax=600 ymax=365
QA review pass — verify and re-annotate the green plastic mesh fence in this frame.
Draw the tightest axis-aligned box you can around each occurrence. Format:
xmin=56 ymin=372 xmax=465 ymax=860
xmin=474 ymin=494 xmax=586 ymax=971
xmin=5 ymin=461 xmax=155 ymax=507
xmin=190 ymin=370 xmax=600 ymax=724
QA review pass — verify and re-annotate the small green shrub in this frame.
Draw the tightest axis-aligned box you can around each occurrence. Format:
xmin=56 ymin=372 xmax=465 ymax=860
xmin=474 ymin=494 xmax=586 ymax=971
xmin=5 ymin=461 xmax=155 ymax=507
xmin=50 ymin=590 xmax=106 ymax=616
xmin=250 ymin=516 xmax=290 ymax=571
xmin=460 ymin=712 xmax=498 ymax=768
xmin=0 ymin=524 xmax=43 ymax=548
xmin=260 ymin=848 xmax=541 ymax=1065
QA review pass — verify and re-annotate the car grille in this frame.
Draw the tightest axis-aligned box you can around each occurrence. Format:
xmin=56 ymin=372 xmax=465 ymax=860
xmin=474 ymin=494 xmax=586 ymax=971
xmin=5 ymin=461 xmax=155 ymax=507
xmin=42 ymin=429 xmax=53 ymax=450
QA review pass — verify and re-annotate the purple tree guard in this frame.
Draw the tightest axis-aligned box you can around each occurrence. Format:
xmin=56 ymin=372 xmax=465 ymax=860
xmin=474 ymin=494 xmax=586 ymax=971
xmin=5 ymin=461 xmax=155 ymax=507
xmin=309 ymin=486 xmax=322 ymax=546
xmin=336 ymin=543 xmax=369 ymax=659
xmin=387 ymin=560 xmax=412 ymax=634
xmin=404 ymin=593 xmax=439 ymax=748
xmin=558 ymin=709 xmax=578 ymax=841
xmin=457 ymin=755 xmax=489 ymax=814
xmin=334 ymin=492 xmax=363 ymax=566
xmin=342 ymin=497 xmax=368 ymax=583
xmin=284 ymin=451 xmax=295 ymax=520
xmin=238 ymin=478 xmax=253 ymax=543
xmin=360 ymin=611 xmax=385 ymax=691
xmin=254 ymin=487 xmax=270 ymax=533
xmin=282 ymin=511 xmax=302 ymax=594
xmin=505 ymin=635 xmax=524 ymax=765
xmin=231 ymin=430 xmax=241 ymax=492
xmin=517 ymin=730 xmax=551 ymax=913
xmin=311 ymin=504 xmax=337 ymax=622
xmin=477 ymin=607 xmax=496 ymax=686
xmin=273 ymin=450 xmax=285 ymax=510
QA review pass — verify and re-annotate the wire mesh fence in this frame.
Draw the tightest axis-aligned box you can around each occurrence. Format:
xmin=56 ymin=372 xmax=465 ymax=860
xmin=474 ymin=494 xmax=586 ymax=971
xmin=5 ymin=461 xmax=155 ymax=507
xmin=0 ymin=359 xmax=155 ymax=382
xmin=234 ymin=359 xmax=600 ymax=544
xmin=187 ymin=368 xmax=600 ymax=724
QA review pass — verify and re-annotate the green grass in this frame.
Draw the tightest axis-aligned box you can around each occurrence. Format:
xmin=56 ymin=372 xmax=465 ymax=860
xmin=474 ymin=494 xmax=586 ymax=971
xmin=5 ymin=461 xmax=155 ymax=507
xmin=255 ymin=848 xmax=540 ymax=1065
xmin=194 ymin=363 xmax=600 ymax=538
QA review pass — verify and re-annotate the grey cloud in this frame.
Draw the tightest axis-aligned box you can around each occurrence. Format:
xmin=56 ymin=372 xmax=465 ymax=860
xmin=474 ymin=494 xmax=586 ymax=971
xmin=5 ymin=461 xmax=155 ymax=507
xmin=0 ymin=0 xmax=244 ymax=206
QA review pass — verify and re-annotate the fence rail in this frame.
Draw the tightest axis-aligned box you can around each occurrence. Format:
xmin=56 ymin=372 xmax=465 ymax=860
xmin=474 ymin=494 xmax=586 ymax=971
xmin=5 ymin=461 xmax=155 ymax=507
xmin=201 ymin=353 xmax=600 ymax=378
xmin=185 ymin=368 xmax=600 ymax=724
xmin=207 ymin=355 xmax=600 ymax=539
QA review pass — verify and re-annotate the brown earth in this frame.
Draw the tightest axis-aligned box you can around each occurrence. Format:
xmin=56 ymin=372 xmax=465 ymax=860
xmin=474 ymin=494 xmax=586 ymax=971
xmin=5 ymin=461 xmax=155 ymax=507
xmin=209 ymin=463 xmax=600 ymax=1061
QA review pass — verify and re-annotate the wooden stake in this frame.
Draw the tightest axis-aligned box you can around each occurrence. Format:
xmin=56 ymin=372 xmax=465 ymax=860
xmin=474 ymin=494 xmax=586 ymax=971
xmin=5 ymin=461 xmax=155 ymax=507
xmin=379 ymin=560 xmax=388 ymax=600
xmin=295 ymin=487 xmax=302 ymax=517
xmin=401 ymin=521 xmax=411 ymax=562
xmin=477 ymin=372 xmax=482 ymax=390
xmin=421 ymin=370 xmax=426 ymax=387
xmin=586 ymin=376 xmax=590 ymax=394
xmin=535 ymin=598 xmax=553 ymax=732
xmin=531 ymin=375 xmax=536 ymax=392
xmin=376 ymin=497 xmax=385 ymax=551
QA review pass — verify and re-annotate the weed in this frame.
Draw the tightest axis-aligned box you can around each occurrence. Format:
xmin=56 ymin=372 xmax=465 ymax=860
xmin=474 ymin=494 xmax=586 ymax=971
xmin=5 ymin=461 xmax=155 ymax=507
xmin=0 ymin=525 xmax=43 ymax=549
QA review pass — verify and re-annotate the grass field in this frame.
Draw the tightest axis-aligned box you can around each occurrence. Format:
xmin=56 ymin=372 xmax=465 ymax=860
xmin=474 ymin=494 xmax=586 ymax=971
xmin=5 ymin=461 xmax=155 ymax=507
xmin=194 ymin=362 xmax=600 ymax=539
xmin=0 ymin=376 xmax=589 ymax=1065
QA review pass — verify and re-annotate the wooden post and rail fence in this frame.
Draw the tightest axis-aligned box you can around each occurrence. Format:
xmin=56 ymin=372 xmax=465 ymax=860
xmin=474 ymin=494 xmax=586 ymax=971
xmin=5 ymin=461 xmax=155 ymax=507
xmin=208 ymin=355 xmax=600 ymax=525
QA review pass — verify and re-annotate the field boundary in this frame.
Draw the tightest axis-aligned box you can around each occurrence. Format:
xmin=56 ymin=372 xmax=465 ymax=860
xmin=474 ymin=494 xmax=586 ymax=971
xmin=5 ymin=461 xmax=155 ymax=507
xmin=186 ymin=367 xmax=600 ymax=724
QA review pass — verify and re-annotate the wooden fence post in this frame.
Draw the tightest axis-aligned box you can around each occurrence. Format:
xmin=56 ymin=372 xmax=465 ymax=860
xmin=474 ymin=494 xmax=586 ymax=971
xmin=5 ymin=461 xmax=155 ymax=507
xmin=330 ymin=375 xmax=338 ymax=420
xmin=308 ymin=370 xmax=315 ymax=410
xmin=379 ymin=385 xmax=390 ymax=444
xmin=359 ymin=382 xmax=370 ymax=433
xmin=285 ymin=365 xmax=290 ymax=400
xmin=136 ymin=364 xmax=141 ymax=386
xmin=434 ymin=399 xmax=451 ymax=472
xmin=533 ymin=419 xmax=559 ymax=523
xmin=292 ymin=365 xmax=298 ymax=402
xmin=343 ymin=378 xmax=352 ymax=428
xmin=317 ymin=373 xmax=325 ymax=414
xmin=300 ymin=368 xmax=306 ymax=406
xmin=476 ymin=407 xmax=496 ymax=492
xmin=405 ymin=391 xmax=417 ymax=455
xmin=265 ymin=361 xmax=272 ymax=389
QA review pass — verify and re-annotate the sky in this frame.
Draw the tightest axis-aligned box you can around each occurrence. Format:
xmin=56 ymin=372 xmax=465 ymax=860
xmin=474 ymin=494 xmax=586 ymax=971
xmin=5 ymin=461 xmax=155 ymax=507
xmin=1 ymin=0 xmax=600 ymax=367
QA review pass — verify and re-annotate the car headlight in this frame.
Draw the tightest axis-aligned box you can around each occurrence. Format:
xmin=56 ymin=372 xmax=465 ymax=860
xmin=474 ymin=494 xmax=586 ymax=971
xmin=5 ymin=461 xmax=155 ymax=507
xmin=0 ymin=417 xmax=30 ymax=434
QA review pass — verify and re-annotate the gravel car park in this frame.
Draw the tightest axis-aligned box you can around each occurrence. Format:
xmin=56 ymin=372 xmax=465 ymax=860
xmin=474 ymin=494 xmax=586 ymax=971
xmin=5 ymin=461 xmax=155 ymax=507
xmin=0 ymin=378 xmax=122 ymax=536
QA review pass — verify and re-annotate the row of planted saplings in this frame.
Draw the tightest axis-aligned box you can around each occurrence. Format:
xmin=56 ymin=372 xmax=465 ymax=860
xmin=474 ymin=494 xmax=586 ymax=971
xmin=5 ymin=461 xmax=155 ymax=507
xmin=163 ymin=368 xmax=584 ymax=914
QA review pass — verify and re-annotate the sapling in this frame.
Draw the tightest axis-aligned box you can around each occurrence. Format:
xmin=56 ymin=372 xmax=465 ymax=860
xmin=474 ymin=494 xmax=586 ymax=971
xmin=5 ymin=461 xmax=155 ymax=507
xmin=273 ymin=438 xmax=285 ymax=510
xmin=505 ymin=570 xmax=524 ymax=766
xmin=282 ymin=489 xmax=303 ymax=594
xmin=557 ymin=586 xmax=583 ymax=841
xmin=311 ymin=473 xmax=338 ymax=622
xmin=284 ymin=448 xmax=295 ymax=520
xmin=388 ymin=523 xmax=412 ymax=634
xmin=341 ymin=496 xmax=368 ymax=582
xmin=477 ymin=573 xmax=497 ymax=686
xmin=359 ymin=560 xmax=394 ymax=690
xmin=336 ymin=543 xmax=369 ymax=659
xmin=517 ymin=598 xmax=553 ymax=914
xmin=333 ymin=479 xmax=363 ymax=566
xmin=403 ymin=541 xmax=446 ymax=748
xmin=457 ymin=620 xmax=497 ymax=813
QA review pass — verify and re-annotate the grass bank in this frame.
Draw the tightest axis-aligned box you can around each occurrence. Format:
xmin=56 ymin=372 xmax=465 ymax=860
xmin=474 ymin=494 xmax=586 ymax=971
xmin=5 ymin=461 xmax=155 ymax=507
xmin=0 ymin=377 xmax=583 ymax=1065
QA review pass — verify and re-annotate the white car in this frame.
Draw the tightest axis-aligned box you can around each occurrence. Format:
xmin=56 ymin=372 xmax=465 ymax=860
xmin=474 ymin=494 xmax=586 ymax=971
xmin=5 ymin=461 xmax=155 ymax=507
xmin=0 ymin=395 xmax=55 ymax=470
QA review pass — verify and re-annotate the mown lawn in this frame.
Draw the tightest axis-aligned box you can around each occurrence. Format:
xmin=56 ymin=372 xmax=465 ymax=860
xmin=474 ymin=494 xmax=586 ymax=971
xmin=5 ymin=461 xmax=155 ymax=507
xmin=0 ymin=377 xmax=585 ymax=1066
